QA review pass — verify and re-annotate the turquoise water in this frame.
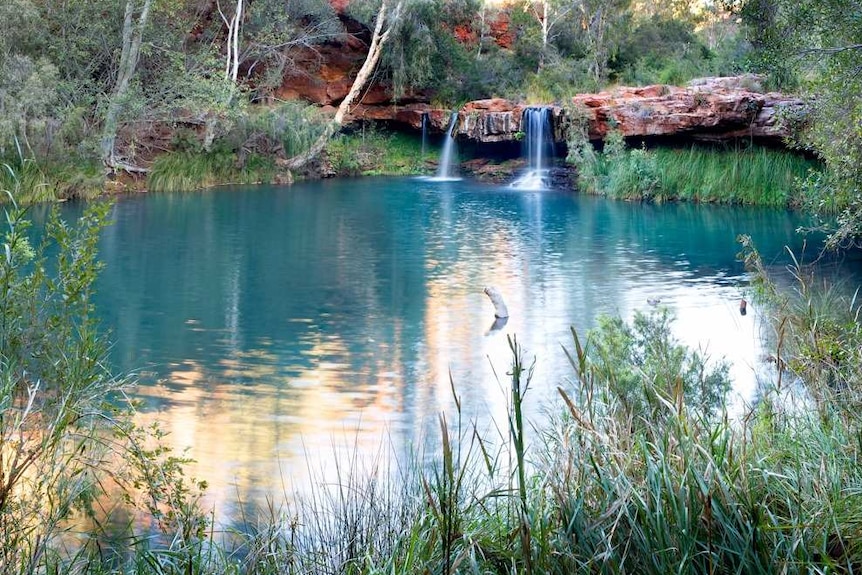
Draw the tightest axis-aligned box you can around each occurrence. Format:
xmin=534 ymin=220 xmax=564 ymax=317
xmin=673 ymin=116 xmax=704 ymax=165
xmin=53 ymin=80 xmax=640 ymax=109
xmin=55 ymin=177 xmax=836 ymax=516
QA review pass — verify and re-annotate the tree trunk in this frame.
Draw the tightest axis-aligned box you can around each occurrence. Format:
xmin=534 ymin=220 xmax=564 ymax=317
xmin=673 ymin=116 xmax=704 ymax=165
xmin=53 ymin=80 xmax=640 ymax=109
xmin=280 ymin=0 xmax=403 ymax=171
xmin=540 ymin=0 xmax=548 ymax=69
xmin=101 ymin=0 xmax=153 ymax=173
xmin=217 ymin=0 xmax=243 ymax=83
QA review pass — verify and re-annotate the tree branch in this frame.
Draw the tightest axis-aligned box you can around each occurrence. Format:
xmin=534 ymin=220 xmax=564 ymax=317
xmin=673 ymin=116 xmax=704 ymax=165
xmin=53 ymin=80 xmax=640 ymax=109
xmin=800 ymin=43 xmax=862 ymax=55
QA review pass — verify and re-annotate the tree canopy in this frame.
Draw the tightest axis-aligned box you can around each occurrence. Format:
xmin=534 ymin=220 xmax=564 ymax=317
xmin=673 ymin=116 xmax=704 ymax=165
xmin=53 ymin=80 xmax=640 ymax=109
xmin=742 ymin=0 xmax=862 ymax=248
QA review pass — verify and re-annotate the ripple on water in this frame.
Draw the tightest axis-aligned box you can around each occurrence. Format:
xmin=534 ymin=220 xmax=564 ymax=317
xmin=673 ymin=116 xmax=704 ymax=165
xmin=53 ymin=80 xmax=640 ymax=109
xmin=66 ymin=176 xmax=840 ymax=518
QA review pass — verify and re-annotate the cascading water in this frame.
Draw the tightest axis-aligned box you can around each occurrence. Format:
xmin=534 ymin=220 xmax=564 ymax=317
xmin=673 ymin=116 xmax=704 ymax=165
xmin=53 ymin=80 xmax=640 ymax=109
xmin=432 ymin=112 xmax=461 ymax=181
xmin=421 ymin=112 xmax=429 ymax=160
xmin=511 ymin=107 xmax=554 ymax=190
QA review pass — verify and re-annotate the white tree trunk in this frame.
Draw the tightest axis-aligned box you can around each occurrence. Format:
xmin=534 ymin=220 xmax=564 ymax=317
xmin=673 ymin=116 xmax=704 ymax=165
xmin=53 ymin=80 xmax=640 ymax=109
xmin=281 ymin=0 xmax=403 ymax=171
xmin=217 ymin=0 xmax=243 ymax=83
xmin=101 ymin=0 xmax=153 ymax=173
xmin=231 ymin=0 xmax=243 ymax=82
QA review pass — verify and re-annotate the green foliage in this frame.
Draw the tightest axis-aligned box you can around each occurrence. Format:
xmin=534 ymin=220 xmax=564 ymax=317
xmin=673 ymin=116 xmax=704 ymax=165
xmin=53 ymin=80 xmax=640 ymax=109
xmin=740 ymin=236 xmax=862 ymax=411
xmin=149 ymin=102 xmax=334 ymax=192
xmin=0 ymin=152 xmax=104 ymax=204
xmin=524 ymin=56 xmax=598 ymax=103
xmin=377 ymin=0 xmax=535 ymax=105
xmin=147 ymin=147 xmax=275 ymax=193
xmin=325 ymin=128 xmax=425 ymax=176
xmin=587 ymin=308 xmax=731 ymax=421
xmin=0 ymin=190 xmax=116 ymax=573
xmin=612 ymin=16 xmax=721 ymax=86
xmin=456 ymin=46 xmax=530 ymax=102
xmin=226 ymin=101 xmax=329 ymax=159
xmin=569 ymin=131 xmax=817 ymax=205
xmin=738 ymin=0 xmax=862 ymax=248
xmin=1 ymin=171 xmax=210 ymax=573
xmin=0 ymin=54 xmax=60 ymax=156
xmin=652 ymin=145 xmax=814 ymax=205
xmin=569 ymin=129 xmax=663 ymax=201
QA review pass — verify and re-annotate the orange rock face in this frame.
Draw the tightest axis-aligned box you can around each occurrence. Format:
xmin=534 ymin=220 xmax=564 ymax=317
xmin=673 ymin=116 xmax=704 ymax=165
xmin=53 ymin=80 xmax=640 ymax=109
xmin=488 ymin=11 xmax=514 ymax=49
xmin=449 ymin=76 xmax=803 ymax=145
xmin=566 ymin=77 xmax=802 ymax=142
xmin=327 ymin=0 xmax=351 ymax=13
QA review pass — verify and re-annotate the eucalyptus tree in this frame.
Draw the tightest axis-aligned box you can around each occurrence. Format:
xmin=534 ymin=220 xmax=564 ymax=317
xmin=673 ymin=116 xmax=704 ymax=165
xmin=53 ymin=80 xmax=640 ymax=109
xmin=517 ymin=0 xmax=632 ymax=85
xmin=522 ymin=0 xmax=573 ymax=70
xmin=100 ymin=0 xmax=153 ymax=172
xmin=739 ymin=0 xmax=862 ymax=248
xmin=282 ymin=0 xmax=404 ymax=169
xmin=573 ymin=0 xmax=631 ymax=84
xmin=219 ymin=0 xmax=245 ymax=84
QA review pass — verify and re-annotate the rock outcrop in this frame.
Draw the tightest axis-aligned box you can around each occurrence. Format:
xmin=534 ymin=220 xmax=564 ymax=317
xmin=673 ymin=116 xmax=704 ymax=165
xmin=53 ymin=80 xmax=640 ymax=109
xmin=382 ymin=76 xmax=802 ymax=146
xmin=263 ymin=2 xmax=802 ymax=147
xmin=569 ymin=76 xmax=803 ymax=143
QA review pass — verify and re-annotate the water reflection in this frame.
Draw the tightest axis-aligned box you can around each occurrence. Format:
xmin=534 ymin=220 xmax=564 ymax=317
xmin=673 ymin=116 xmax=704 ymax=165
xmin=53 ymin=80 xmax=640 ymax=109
xmin=50 ymin=177 xmax=857 ymax=522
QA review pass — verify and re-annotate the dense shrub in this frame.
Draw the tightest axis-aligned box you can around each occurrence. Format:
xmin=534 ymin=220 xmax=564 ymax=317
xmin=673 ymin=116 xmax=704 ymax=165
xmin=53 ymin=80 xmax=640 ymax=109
xmin=612 ymin=17 xmax=713 ymax=86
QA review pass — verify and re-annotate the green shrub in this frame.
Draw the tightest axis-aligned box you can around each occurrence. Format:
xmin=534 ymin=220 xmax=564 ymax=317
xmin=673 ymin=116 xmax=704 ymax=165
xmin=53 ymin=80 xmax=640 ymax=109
xmin=612 ymin=16 xmax=715 ymax=86
xmin=1 ymin=178 xmax=209 ymax=573
xmin=147 ymin=147 xmax=275 ymax=192
xmin=587 ymin=308 xmax=731 ymax=422
xmin=223 ymin=101 xmax=329 ymax=159
xmin=0 ymin=194 xmax=119 ymax=573
xmin=325 ymin=128 xmax=425 ymax=176
xmin=524 ymin=57 xmax=599 ymax=103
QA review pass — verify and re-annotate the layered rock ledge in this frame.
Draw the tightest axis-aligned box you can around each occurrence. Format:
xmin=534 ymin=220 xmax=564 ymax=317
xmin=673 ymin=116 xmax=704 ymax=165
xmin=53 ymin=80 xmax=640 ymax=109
xmin=348 ymin=76 xmax=804 ymax=147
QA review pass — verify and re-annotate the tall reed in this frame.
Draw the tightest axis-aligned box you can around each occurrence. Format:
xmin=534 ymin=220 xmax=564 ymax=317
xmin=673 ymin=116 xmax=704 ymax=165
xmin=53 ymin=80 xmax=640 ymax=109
xmin=147 ymin=150 xmax=275 ymax=193
xmin=571 ymin=136 xmax=817 ymax=207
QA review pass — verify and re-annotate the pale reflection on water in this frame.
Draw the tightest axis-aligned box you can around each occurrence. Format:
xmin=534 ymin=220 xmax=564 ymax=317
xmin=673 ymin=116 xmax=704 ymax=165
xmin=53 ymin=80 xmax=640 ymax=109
xmin=61 ymin=176 xmax=849 ymax=525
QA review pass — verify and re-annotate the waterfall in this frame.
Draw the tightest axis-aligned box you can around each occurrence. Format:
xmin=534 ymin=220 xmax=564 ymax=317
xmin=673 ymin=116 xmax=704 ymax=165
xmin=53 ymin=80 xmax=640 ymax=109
xmin=511 ymin=107 xmax=554 ymax=190
xmin=421 ymin=112 xmax=429 ymax=160
xmin=432 ymin=112 xmax=460 ymax=181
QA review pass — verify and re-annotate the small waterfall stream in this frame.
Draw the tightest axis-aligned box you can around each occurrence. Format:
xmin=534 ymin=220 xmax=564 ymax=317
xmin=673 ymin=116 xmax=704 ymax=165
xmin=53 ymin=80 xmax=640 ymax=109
xmin=421 ymin=112 xmax=429 ymax=160
xmin=511 ymin=107 xmax=554 ymax=190
xmin=432 ymin=112 xmax=460 ymax=181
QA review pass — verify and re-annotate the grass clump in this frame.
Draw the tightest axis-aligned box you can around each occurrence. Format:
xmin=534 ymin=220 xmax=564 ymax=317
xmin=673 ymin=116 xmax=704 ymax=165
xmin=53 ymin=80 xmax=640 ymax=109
xmin=654 ymin=146 xmax=817 ymax=206
xmin=569 ymin=129 xmax=818 ymax=206
xmin=1 ymin=151 xmax=104 ymax=204
xmin=148 ymin=101 xmax=332 ymax=192
xmin=325 ymin=128 xmax=427 ymax=177
xmin=147 ymin=148 xmax=275 ymax=193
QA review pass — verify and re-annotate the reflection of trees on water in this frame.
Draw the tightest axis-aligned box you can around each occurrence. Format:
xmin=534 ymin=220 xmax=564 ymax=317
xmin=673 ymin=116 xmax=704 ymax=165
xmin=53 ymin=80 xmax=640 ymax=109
xmin=81 ymin=178 xmax=817 ymax=515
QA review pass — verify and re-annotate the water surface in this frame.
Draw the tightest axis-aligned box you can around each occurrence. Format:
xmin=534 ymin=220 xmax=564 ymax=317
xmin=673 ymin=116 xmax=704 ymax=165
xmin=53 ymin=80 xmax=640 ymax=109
xmin=60 ymin=177 xmax=835 ymax=517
